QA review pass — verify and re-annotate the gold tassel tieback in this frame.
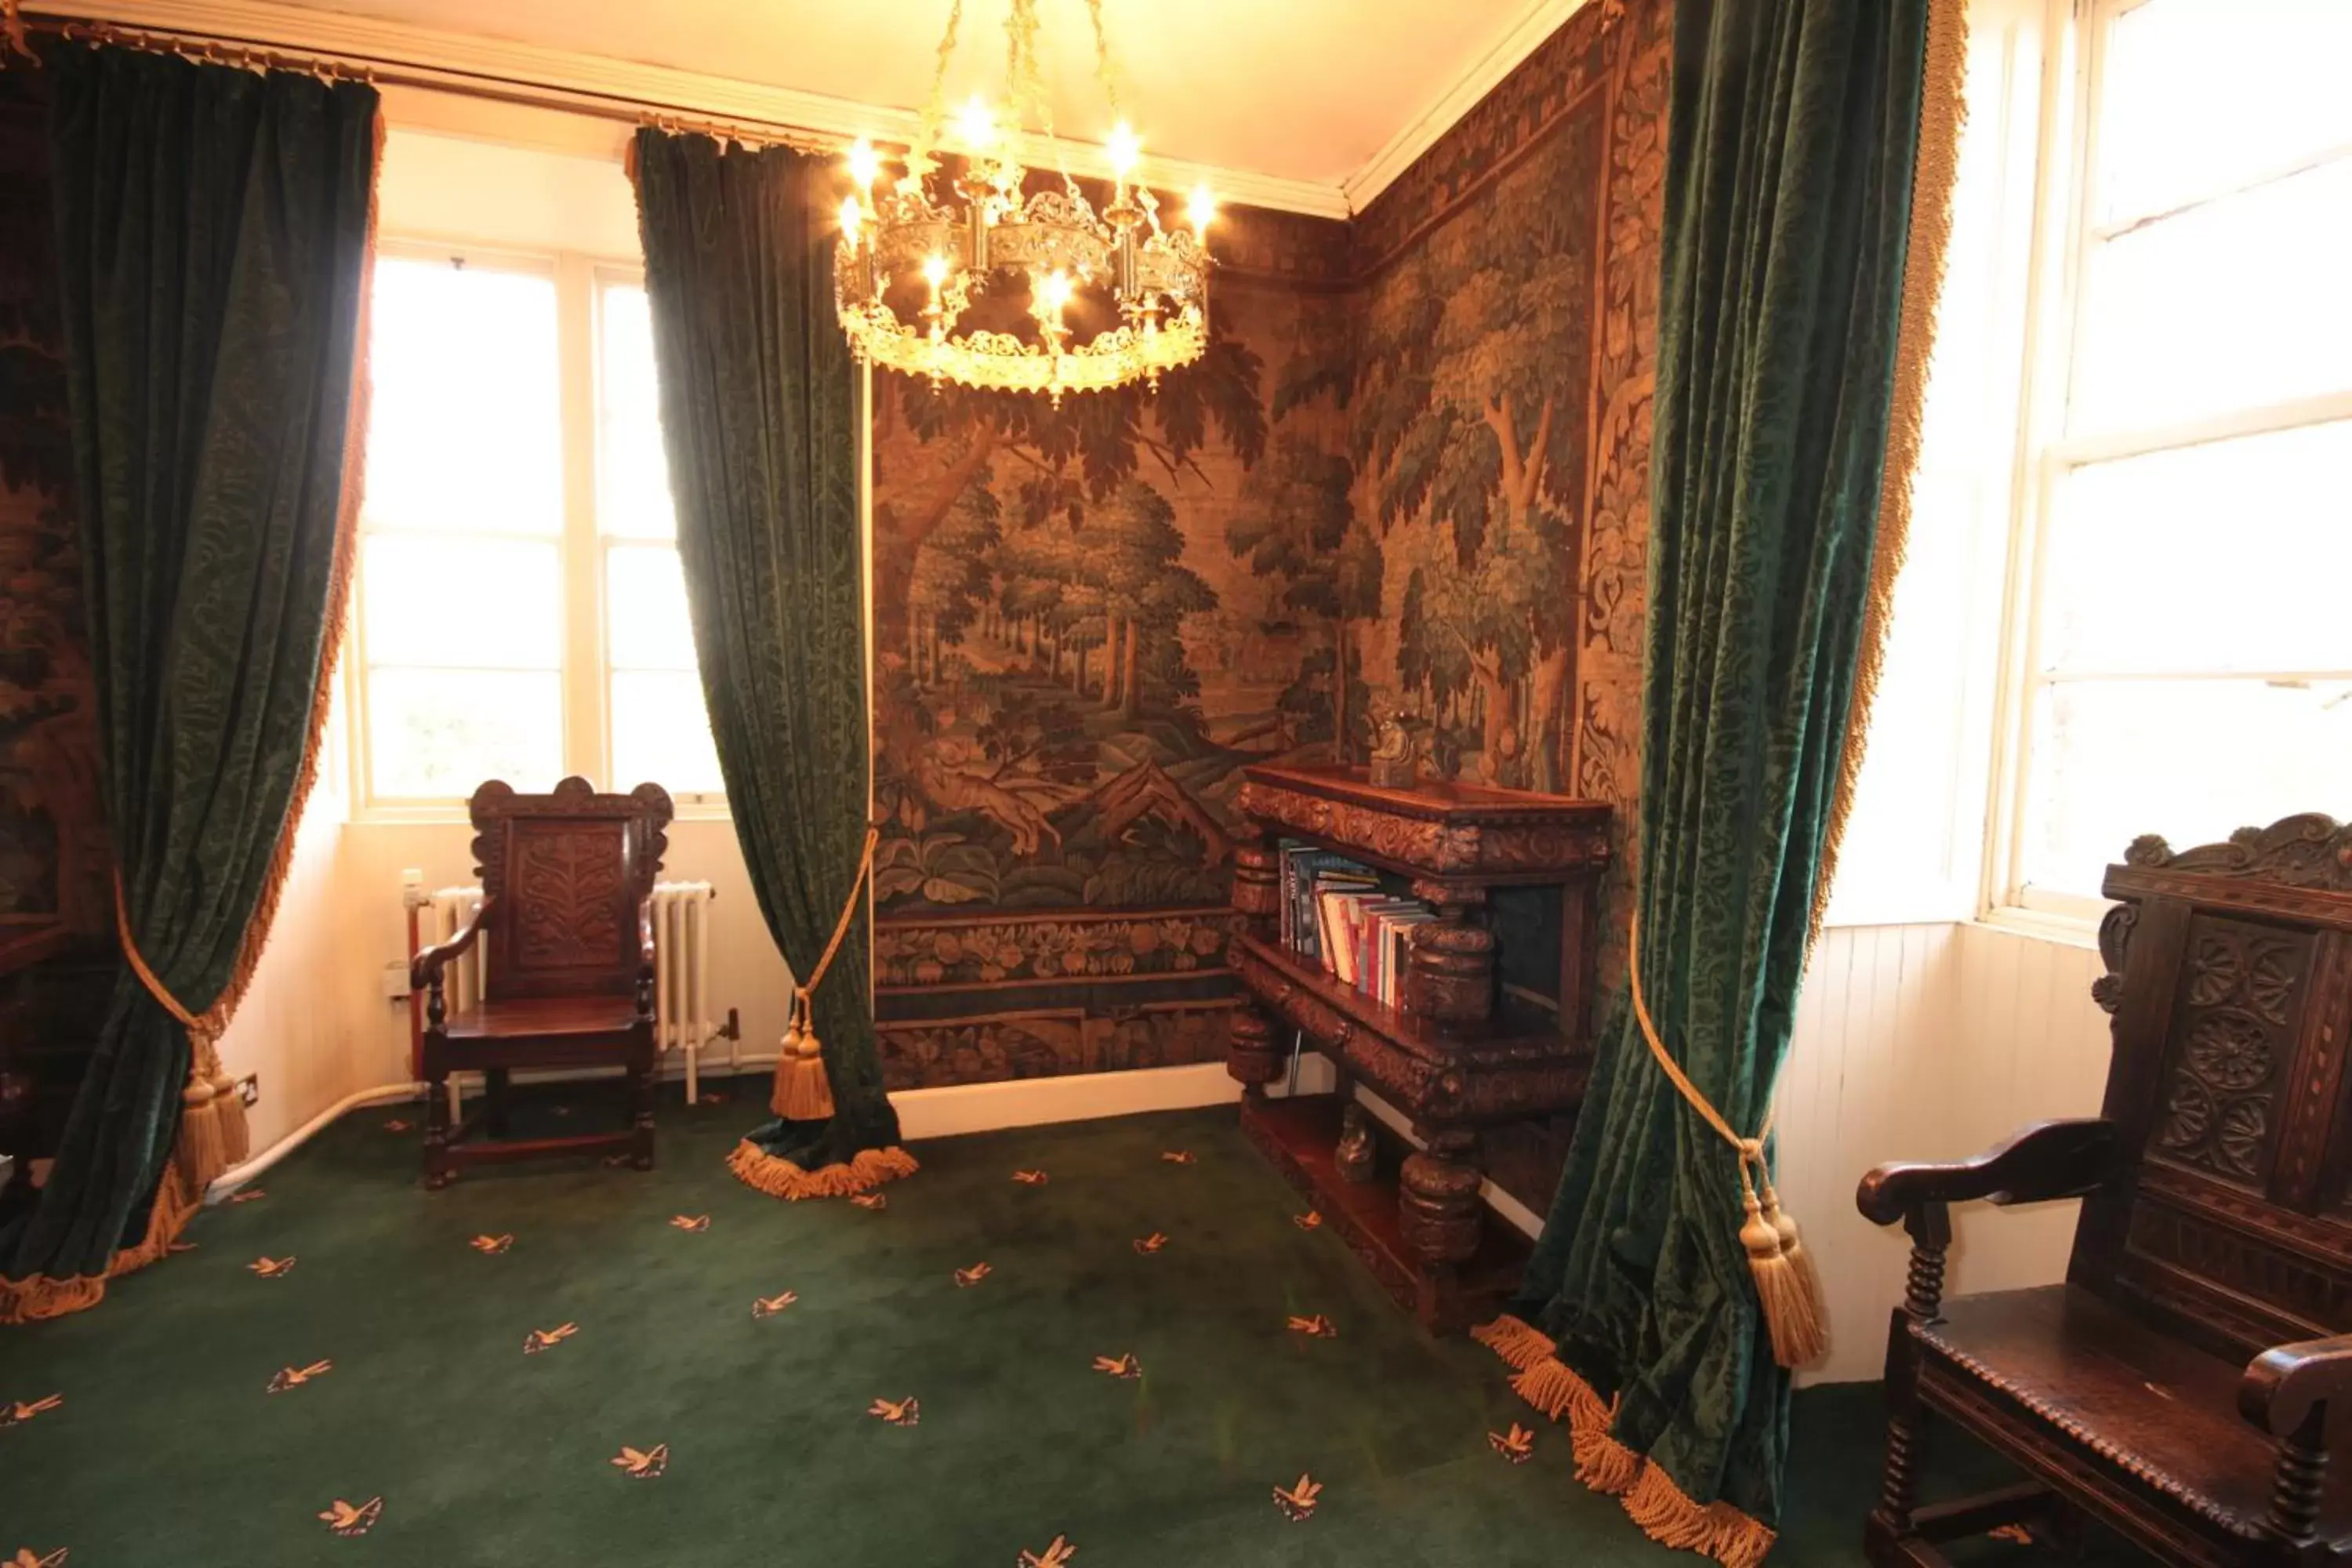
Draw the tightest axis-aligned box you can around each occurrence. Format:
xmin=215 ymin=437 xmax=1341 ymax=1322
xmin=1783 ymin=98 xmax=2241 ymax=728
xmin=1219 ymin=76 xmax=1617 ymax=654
xmin=770 ymin=827 xmax=880 ymax=1123
xmin=112 ymin=871 xmax=249 ymax=1196
xmin=1628 ymin=912 xmax=1828 ymax=1370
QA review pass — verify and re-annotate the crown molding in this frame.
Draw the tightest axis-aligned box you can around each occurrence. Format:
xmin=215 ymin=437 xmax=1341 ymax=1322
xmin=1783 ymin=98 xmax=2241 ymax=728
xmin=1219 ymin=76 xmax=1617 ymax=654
xmin=28 ymin=0 xmax=1353 ymax=220
xmin=1338 ymin=0 xmax=1592 ymax=214
xmin=34 ymin=0 xmax=1595 ymax=227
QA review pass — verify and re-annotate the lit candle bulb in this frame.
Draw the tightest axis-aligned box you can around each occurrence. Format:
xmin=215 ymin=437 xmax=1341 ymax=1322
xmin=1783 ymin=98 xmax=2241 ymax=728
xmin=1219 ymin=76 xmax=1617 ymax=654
xmin=838 ymin=194 xmax=864 ymax=249
xmin=923 ymin=252 xmax=949 ymax=336
xmin=847 ymin=136 xmax=882 ymax=191
xmin=1105 ymin=121 xmax=1142 ymax=190
xmin=957 ymin=95 xmax=996 ymax=154
xmin=1188 ymin=182 xmax=1215 ymax=245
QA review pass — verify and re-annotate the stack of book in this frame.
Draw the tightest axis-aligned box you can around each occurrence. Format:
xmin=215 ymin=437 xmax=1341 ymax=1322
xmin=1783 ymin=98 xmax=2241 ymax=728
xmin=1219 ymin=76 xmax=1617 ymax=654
xmin=1275 ymin=841 xmax=1436 ymax=1010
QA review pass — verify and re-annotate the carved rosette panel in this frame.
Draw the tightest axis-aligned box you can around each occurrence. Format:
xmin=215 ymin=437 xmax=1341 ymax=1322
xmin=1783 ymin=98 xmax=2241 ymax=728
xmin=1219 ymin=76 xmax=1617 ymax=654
xmin=2150 ymin=917 xmax=2310 ymax=1189
xmin=875 ymin=910 xmax=1239 ymax=989
xmin=510 ymin=823 xmax=626 ymax=970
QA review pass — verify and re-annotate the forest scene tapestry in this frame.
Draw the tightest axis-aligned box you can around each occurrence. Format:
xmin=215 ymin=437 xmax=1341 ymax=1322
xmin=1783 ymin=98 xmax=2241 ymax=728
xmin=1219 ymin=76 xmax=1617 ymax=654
xmin=869 ymin=0 xmax=1668 ymax=1120
xmin=0 ymin=64 xmax=118 ymax=1167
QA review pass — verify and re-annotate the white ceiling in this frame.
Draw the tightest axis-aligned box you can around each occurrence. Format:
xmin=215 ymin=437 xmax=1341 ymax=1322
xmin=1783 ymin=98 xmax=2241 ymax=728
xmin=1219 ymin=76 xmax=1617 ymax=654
xmin=286 ymin=0 xmax=1551 ymax=192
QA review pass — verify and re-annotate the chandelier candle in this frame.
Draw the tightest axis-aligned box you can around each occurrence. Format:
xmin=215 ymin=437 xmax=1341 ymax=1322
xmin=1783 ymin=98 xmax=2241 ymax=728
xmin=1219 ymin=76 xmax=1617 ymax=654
xmin=833 ymin=0 xmax=1214 ymax=402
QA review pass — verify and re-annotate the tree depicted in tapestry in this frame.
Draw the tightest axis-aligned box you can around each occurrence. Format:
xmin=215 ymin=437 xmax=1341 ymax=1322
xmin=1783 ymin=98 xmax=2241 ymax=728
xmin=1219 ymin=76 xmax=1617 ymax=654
xmin=868 ymin=1396 xmax=920 ymax=1427
xmin=610 ymin=1444 xmax=668 ymax=1479
xmin=317 ymin=1498 xmax=382 ymax=1537
xmin=2 ymin=1393 xmax=60 ymax=1426
xmin=267 ymin=1361 xmax=333 ymax=1394
xmin=522 ymin=1323 xmax=579 ymax=1355
xmin=1272 ymin=1474 xmax=1323 ymax=1522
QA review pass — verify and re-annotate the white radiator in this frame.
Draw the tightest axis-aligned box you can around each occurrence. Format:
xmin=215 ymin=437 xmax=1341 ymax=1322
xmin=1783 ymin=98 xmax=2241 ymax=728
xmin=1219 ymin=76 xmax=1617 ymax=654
xmin=409 ymin=880 xmax=727 ymax=1103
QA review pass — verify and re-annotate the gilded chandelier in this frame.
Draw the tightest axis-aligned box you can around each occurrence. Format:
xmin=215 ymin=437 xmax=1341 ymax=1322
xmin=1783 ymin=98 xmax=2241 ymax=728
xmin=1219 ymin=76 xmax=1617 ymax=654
xmin=834 ymin=0 xmax=1215 ymax=402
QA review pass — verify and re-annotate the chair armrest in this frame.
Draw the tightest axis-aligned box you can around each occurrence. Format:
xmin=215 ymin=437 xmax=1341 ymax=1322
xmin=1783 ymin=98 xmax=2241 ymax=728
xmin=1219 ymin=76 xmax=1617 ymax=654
xmin=2241 ymin=1334 xmax=2352 ymax=1439
xmin=410 ymin=897 xmax=495 ymax=991
xmin=1857 ymin=1118 xmax=2118 ymax=1226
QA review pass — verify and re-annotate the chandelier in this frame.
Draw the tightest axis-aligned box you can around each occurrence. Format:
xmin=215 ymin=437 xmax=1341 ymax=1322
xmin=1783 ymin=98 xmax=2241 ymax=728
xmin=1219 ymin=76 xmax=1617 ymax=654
xmin=833 ymin=0 xmax=1215 ymax=402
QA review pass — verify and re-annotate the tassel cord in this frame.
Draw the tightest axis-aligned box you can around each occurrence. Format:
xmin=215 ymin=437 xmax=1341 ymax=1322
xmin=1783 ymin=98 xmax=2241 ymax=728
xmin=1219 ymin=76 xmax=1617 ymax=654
xmin=771 ymin=826 xmax=881 ymax=1123
xmin=1627 ymin=910 xmax=1827 ymax=1368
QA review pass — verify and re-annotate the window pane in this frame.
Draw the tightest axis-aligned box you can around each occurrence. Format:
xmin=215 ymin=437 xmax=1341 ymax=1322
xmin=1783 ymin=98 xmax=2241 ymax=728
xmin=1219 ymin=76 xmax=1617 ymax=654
xmin=2072 ymin=159 xmax=2352 ymax=435
xmin=611 ymin=670 xmax=724 ymax=797
xmin=2096 ymin=0 xmax=2352 ymax=229
xmin=365 ymin=257 xmax=563 ymax=535
xmin=598 ymin=281 xmax=676 ymax=539
xmin=363 ymin=535 xmax=563 ymax=668
xmin=2041 ymin=420 xmax=2352 ymax=676
xmin=2020 ymin=677 xmax=2352 ymax=902
xmin=368 ymin=668 xmax=563 ymax=799
xmin=605 ymin=543 xmax=698 ymax=669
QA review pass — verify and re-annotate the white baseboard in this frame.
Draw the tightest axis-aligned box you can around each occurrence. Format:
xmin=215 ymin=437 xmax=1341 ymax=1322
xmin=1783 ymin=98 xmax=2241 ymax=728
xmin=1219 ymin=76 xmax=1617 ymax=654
xmin=889 ymin=1060 xmax=1243 ymax=1142
xmin=208 ymin=1080 xmax=423 ymax=1200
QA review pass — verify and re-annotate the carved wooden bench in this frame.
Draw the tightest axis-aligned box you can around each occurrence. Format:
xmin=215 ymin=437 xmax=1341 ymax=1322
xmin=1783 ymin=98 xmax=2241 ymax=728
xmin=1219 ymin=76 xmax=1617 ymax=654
xmin=1857 ymin=815 xmax=2352 ymax=1566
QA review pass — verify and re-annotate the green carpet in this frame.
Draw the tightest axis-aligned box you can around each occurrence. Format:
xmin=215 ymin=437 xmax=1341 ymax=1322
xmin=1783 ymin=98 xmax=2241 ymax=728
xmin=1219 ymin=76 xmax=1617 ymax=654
xmin=2 ymin=1080 xmax=2072 ymax=1565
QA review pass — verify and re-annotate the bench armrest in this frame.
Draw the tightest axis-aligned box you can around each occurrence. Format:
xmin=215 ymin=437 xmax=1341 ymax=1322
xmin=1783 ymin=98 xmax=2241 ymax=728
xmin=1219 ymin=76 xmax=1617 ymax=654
xmin=2242 ymin=1334 xmax=2352 ymax=1438
xmin=1857 ymin=1118 xmax=2119 ymax=1226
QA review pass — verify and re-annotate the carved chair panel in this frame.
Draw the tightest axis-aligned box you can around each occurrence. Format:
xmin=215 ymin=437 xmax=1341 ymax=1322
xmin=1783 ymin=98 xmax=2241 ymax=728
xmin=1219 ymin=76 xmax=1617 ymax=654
xmin=469 ymin=778 xmax=673 ymax=1001
xmin=2074 ymin=818 xmax=2352 ymax=1363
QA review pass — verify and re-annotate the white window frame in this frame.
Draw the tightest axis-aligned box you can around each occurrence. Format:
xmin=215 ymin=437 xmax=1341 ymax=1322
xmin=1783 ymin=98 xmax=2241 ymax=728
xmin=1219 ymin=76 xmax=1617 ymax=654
xmin=1976 ymin=0 xmax=2351 ymax=934
xmin=347 ymin=239 xmax=725 ymax=822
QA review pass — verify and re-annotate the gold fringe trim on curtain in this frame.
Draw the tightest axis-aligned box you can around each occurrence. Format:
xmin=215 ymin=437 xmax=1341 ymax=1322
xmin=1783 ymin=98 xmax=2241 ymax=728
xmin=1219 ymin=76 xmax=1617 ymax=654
xmin=1472 ymin=1317 xmax=1777 ymax=1568
xmin=1 ymin=107 xmax=384 ymax=1327
xmin=1810 ymin=0 xmax=1969 ymax=942
xmin=726 ymin=1141 xmax=920 ymax=1201
xmin=0 ymin=1151 xmax=200 ymax=1323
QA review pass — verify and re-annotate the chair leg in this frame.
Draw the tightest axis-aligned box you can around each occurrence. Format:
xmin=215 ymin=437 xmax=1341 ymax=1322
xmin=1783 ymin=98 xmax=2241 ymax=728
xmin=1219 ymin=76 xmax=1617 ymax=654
xmin=629 ymin=1040 xmax=655 ymax=1171
xmin=1866 ymin=1312 xmax=1931 ymax=1563
xmin=423 ymin=1064 xmax=454 ymax=1190
xmin=485 ymin=1067 xmax=512 ymax=1138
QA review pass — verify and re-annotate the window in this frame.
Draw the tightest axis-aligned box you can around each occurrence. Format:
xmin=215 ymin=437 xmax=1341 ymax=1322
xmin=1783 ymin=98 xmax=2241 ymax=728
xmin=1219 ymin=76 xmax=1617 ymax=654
xmin=1994 ymin=0 xmax=2352 ymax=915
xmin=352 ymin=248 xmax=723 ymax=811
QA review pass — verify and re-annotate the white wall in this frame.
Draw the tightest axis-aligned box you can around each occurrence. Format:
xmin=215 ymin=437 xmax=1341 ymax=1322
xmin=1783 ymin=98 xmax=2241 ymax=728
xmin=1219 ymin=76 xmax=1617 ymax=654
xmin=1776 ymin=920 xmax=2112 ymax=1384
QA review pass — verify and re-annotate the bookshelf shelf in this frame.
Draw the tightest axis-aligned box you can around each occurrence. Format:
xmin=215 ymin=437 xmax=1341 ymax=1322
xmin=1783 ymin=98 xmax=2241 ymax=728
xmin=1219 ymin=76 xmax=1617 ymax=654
xmin=1225 ymin=764 xmax=1611 ymax=1334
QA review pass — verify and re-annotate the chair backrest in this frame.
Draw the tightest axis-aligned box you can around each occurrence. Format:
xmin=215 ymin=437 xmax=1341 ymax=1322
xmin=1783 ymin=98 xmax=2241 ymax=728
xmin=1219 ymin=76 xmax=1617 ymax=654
xmin=2071 ymin=813 xmax=2352 ymax=1362
xmin=468 ymin=777 xmax=673 ymax=1003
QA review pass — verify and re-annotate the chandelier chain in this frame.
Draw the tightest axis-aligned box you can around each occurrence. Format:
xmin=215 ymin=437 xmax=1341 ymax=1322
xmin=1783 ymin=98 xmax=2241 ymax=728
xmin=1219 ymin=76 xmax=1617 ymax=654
xmin=913 ymin=0 xmax=965 ymax=163
xmin=1082 ymin=0 xmax=1123 ymax=120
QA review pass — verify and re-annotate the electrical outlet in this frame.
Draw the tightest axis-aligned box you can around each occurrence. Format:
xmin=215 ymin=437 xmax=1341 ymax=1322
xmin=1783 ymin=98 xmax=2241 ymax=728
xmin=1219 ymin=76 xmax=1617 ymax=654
xmin=382 ymin=959 xmax=411 ymax=1002
xmin=237 ymin=1073 xmax=260 ymax=1108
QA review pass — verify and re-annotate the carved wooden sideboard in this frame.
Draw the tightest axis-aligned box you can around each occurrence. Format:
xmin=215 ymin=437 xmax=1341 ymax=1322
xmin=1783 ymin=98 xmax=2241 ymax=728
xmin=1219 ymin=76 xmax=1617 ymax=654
xmin=1227 ymin=764 xmax=1610 ymax=1333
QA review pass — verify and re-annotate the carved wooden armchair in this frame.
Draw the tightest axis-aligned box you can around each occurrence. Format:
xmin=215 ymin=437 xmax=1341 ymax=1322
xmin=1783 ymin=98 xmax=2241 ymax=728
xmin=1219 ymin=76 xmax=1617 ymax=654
xmin=1857 ymin=814 xmax=2352 ymax=1566
xmin=410 ymin=778 xmax=673 ymax=1189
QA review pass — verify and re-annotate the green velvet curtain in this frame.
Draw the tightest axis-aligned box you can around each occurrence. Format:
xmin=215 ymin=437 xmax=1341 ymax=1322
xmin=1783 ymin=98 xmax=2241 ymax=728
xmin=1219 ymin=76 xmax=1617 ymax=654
xmin=1 ymin=45 xmax=376 ymax=1316
xmin=630 ymin=130 xmax=905 ymax=1178
xmin=1508 ymin=0 xmax=1933 ymax=1538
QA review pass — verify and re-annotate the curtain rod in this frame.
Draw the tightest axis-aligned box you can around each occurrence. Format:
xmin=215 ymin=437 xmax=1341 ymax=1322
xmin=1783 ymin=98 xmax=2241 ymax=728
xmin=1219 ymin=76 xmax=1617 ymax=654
xmin=4 ymin=5 xmax=842 ymax=155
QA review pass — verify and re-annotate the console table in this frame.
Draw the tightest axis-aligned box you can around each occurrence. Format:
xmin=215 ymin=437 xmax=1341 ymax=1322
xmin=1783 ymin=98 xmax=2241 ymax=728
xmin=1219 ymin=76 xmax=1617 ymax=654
xmin=1226 ymin=764 xmax=1611 ymax=1332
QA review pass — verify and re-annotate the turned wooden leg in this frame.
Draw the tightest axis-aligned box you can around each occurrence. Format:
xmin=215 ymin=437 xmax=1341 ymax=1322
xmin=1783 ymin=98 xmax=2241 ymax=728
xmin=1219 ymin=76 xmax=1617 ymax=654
xmin=423 ymin=1062 xmax=454 ymax=1191
xmin=629 ymin=1035 xmax=655 ymax=1171
xmin=1867 ymin=1206 xmax=1951 ymax=1561
xmin=1399 ymin=1128 xmax=1482 ymax=1327
xmin=1226 ymin=1005 xmax=1283 ymax=1100
xmin=1405 ymin=884 xmax=1494 ymax=1025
